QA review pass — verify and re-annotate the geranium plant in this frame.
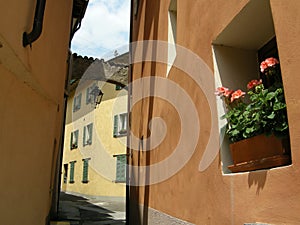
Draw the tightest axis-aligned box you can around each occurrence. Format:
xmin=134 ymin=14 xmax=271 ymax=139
xmin=216 ymin=57 xmax=289 ymax=143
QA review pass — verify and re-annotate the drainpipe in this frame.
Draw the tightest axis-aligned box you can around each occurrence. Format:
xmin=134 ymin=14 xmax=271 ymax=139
xmin=23 ymin=0 xmax=46 ymax=47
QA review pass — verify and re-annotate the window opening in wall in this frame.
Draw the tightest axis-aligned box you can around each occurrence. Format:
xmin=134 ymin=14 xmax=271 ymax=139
xmin=70 ymin=130 xmax=79 ymax=149
xmin=83 ymin=123 xmax=93 ymax=146
xmin=73 ymin=93 xmax=82 ymax=112
xmin=113 ymin=113 xmax=128 ymax=137
xmin=86 ymin=83 xmax=97 ymax=104
xmin=212 ymin=0 xmax=291 ymax=174
xmin=63 ymin=164 xmax=68 ymax=184
xmin=167 ymin=0 xmax=177 ymax=76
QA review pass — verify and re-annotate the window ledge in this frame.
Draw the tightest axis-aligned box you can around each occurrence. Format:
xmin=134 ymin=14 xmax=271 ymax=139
xmin=113 ymin=133 xmax=127 ymax=138
xmin=114 ymin=180 xmax=126 ymax=183
xmin=228 ymin=155 xmax=291 ymax=173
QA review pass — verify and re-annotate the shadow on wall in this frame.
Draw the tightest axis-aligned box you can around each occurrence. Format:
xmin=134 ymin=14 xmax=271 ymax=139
xmin=129 ymin=0 xmax=161 ymax=224
xmin=248 ymin=170 xmax=268 ymax=195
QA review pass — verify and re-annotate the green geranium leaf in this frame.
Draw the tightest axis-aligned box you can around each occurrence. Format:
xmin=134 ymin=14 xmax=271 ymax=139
xmin=229 ymin=129 xmax=239 ymax=136
xmin=245 ymin=127 xmax=255 ymax=134
xmin=273 ymin=102 xmax=286 ymax=110
xmin=267 ymin=112 xmax=275 ymax=119
xmin=266 ymin=92 xmax=276 ymax=101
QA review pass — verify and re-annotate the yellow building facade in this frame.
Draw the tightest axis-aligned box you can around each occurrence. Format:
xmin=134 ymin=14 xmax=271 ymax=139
xmin=61 ymin=60 xmax=128 ymax=198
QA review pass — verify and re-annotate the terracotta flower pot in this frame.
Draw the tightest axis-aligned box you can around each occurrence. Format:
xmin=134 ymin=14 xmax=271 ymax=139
xmin=228 ymin=134 xmax=291 ymax=173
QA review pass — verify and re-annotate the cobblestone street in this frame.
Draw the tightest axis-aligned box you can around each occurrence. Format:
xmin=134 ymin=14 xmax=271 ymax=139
xmin=54 ymin=192 xmax=125 ymax=225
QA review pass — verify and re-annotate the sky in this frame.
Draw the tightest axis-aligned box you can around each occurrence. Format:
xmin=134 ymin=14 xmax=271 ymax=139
xmin=71 ymin=0 xmax=131 ymax=60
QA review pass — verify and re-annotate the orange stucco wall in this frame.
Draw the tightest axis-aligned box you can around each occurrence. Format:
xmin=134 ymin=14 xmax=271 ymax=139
xmin=130 ymin=0 xmax=300 ymax=224
xmin=0 ymin=0 xmax=72 ymax=224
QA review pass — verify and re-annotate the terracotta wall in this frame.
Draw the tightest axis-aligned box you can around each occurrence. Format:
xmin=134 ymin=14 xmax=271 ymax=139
xmin=0 ymin=0 xmax=72 ymax=224
xmin=130 ymin=0 xmax=300 ymax=224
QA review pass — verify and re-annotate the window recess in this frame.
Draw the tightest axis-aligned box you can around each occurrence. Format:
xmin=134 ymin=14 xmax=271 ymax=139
xmin=113 ymin=113 xmax=128 ymax=137
xmin=83 ymin=123 xmax=93 ymax=146
xmin=212 ymin=0 xmax=291 ymax=174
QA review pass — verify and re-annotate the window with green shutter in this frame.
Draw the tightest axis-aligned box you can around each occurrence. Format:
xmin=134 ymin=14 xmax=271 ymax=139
xmin=69 ymin=161 xmax=76 ymax=183
xmin=83 ymin=123 xmax=93 ymax=146
xmin=70 ymin=130 xmax=79 ymax=150
xmin=82 ymin=158 xmax=90 ymax=183
xmin=113 ymin=113 xmax=128 ymax=137
xmin=115 ymin=155 xmax=126 ymax=183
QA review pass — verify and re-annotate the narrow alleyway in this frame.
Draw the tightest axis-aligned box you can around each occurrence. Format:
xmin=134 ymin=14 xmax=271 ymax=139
xmin=56 ymin=192 xmax=125 ymax=225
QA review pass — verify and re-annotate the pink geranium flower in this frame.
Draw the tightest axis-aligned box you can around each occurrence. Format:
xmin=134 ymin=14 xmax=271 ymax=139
xmin=247 ymin=79 xmax=262 ymax=90
xmin=215 ymin=86 xmax=229 ymax=96
xmin=260 ymin=57 xmax=279 ymax=73
xmin=230 ymin=89 xmax=245 ymax=102
xmin=265 ymin=57 xmax=279 ymax=67
xmin=260 ymin=61 xmax=268 ymax=73
xmin=223 ymin=89 xmax=233 ymax=97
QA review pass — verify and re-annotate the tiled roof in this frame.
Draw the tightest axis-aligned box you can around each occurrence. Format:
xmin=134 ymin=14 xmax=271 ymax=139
xmin=70 ymin=52 xmax=129 ymax=91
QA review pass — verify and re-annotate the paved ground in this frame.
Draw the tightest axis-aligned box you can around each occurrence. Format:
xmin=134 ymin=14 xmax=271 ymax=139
xmin=55 ymin=192 xmax=126 ymax=225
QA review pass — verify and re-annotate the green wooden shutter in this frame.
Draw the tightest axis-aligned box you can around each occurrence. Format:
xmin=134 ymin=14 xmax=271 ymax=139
xmin=83 ymin=126 xmax=86 ymax=146
xmin=74 ymin=130 xmax=79 ymax=147
xmin=88 ymin=123 xmax=93 ymax=144
xmin=69 ymin=161 xmax=75 ymax=183
xmin=113 ymin=115 xmax=119 ymax=137
xmin=116 ymin=155 xmax=126 ymax=183
xmin=82 ymin=159 xmax=89 ymax=183
xmin=70 ymin=132 xmax=73 ymax=149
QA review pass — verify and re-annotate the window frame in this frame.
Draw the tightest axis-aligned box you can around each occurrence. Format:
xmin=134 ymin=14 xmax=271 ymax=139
xmin=113 ymin=113 xmax=128 ymax=138
xmin=86 ymin=83 xmax=97 ymax=105
xmin=70 ymin=130 xmax=79 ymax=150
xmin=63 ymin=164 xmax=68 ymax=184
xmin=73 ymin=93 xmax=82 ymax=112
xmin=83 ymin=123 xmax=93 ymax=146
xmin=167 ymin=0 xmax=177 ymax=76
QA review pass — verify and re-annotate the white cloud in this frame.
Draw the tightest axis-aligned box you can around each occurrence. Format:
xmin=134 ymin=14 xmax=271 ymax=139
xmin=71 ymin=0 xmax=130 ymax=59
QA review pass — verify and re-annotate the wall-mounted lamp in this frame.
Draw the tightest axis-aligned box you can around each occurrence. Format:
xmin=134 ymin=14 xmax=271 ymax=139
xmin=90 ymin=86 xmax=103 ymax=108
